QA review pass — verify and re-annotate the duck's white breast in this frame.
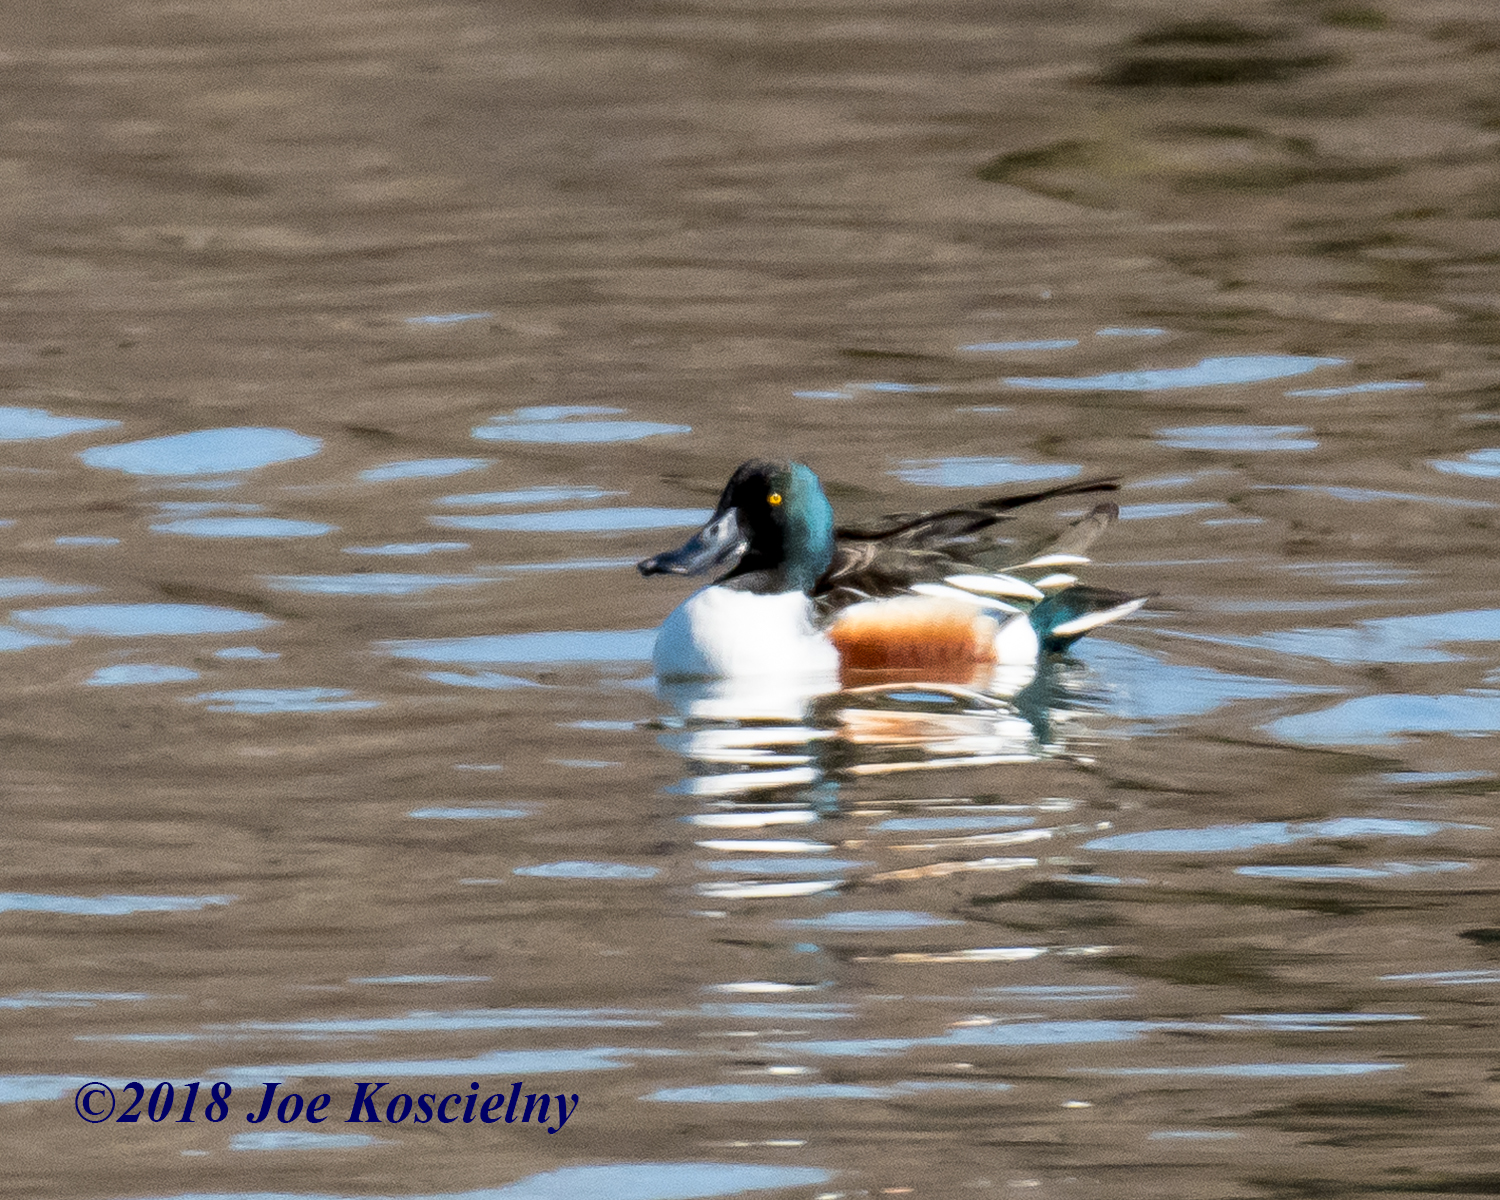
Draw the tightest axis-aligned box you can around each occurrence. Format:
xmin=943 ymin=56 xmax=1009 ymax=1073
xmin=652 ymin=585 xmax=840 ymax=680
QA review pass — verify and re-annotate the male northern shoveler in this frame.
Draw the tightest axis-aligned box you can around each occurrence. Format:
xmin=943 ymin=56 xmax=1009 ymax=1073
xmin=638 ymin=459 xmax=1148 ymax=684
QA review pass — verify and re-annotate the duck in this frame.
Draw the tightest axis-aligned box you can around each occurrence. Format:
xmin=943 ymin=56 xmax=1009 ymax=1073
xmin=638 ymin=459 xmax=1148 ymax=686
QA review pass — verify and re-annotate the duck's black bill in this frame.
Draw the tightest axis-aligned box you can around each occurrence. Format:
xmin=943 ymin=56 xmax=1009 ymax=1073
xmin=637 ymin=508 xmax=746 ymax=577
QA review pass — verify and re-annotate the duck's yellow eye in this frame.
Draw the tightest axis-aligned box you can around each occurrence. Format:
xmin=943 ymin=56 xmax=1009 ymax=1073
xmin=767 ymin=492 xmax=782 ymax=506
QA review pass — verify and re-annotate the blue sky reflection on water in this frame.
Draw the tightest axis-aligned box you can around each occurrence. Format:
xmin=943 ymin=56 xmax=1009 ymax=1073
xmin=1156 ymin=424 xmax=1319 ymax=452
xmin=156 ymin=1163 xmax=834 ymax=1200
xmin=432 ymin=507 xmax=712 ymax=533
xmin=473 ymin=406 xmax=691 ymax=445
xmin=12 ymin=603 xmax=275 ymax=637
xmin=209 ymin=1046 xmax=674 ymax=1086
xmin=1084 ymin=817 xmax=1463 ymax=854
xmin=892 ymin=457 xmax=1081 ymax=488
xmin=1174 ymin=608 xmax=1500 ymax=666
xmin=1005 ymin=354 xmax=1344 ymax=392
xmin=79 ymin=427 xmax=323 ymax=476
xmin=779 ymin=910 xmax=965 ymax=931
xmin=384 ymin=629 xmax=654 ymax=666
xmin=1431 ymin=447 xmax=1500 ymax=478
xmin=263 ymin=573 xmax=495 ymax=597
xmin=360 ymin=457 xmax=490 ymax=482
xmin=344 ymin=541 xmax=470 ymax=556
xmin=190 ymin=688 xmax=380 ymax=714
xmin=0 ymin=405 xmax=119 ymax=440
xmin=151 ymin=517 xmax=335 ymax=538
xmin=1267 ymin=692 xmax=1500 ymax=746
xmin=0 ymin=893 xmax=233 ymax=916
xmin=86 ymin=663 xmax=200 ymax=687
xmin=1073 ymin=641 xmax=1337 ymax=722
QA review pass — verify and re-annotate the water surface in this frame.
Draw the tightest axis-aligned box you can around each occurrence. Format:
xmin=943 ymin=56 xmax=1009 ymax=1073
xmin=4 ymin=2 xmax=1500 ymax=1198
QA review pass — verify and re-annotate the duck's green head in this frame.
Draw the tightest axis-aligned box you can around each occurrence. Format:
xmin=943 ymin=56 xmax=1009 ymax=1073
xmin=637 ymin=459 xmax=835 ymax=594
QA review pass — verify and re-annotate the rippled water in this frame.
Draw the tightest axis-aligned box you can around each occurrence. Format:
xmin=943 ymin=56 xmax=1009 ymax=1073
xmin=5 ymin=2 xmax=1500 ymax=1198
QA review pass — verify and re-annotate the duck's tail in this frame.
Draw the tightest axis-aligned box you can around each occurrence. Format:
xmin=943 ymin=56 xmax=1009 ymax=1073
xmin=1028 ymin=586 xmax=1151 ymax=652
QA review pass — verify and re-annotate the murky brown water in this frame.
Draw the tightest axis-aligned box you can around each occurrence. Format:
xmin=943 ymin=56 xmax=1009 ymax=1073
xmin=4 ymin=1 xmax=1500 ymax=1197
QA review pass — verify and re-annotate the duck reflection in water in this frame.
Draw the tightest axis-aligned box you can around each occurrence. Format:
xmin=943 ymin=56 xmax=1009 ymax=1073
xmin=639 ymin=460 xmax=1149 ymax=792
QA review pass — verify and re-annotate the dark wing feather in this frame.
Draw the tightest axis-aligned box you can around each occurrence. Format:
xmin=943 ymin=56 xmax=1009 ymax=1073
xmin=834 ymin=477 xmax=1118 ymax=546
xmin=814 ymin=479 xmax=1120 ymax=615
